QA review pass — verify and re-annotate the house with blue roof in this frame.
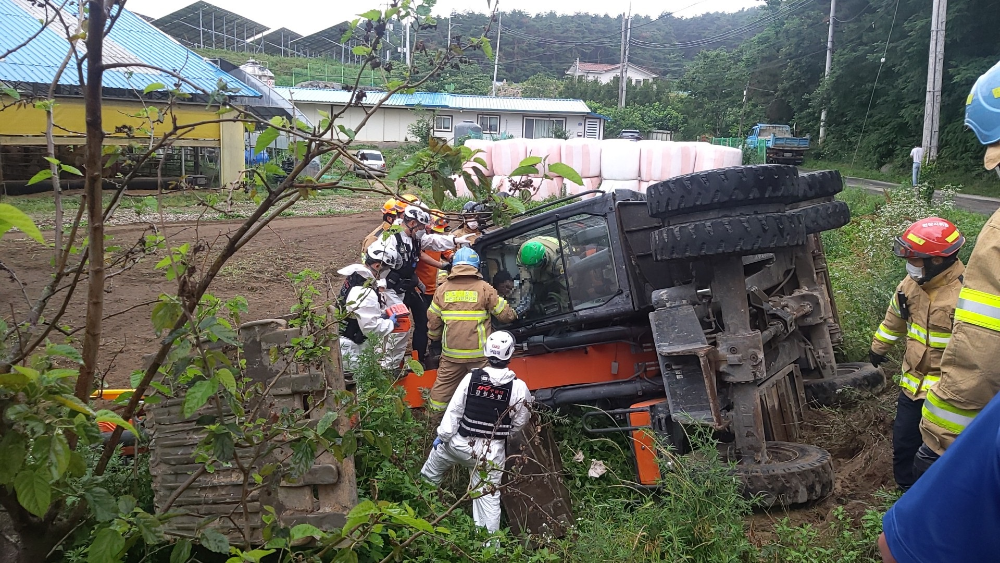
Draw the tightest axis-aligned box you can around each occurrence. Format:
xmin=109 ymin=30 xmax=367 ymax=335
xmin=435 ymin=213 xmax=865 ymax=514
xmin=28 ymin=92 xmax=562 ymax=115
xmin=274 ymin=87 xmax=605 ymax=144
xmin=0 ymin=0 xmax=261 ymax=190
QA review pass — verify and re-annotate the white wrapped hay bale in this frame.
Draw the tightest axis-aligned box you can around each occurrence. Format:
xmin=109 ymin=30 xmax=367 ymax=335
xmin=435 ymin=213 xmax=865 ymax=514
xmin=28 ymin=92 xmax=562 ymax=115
xmin=491 ymin=139 xmax=528 ymax=176
xmin=564 ymin=176 xmax=603 ymax=196
xmin=599 ymin=179 xmax=641 ymax=192
xmin=562 ymin=138 xmax=602 ymax=178
xmin=693 ymin=143 xmax=743 ymax=172
xmin=463 ymin=139 xmax=494 ymax=176
xmin=524 ymin=139 xmax=564 ymax=177
xmin=600 ymin=140 xmax=642 ymax=180
xmin=638 ymin=140 xmax=697 ymax=181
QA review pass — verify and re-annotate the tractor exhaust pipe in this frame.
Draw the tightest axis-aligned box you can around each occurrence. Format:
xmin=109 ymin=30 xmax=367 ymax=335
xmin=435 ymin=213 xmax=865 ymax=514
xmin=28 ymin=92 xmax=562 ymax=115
xmin=534 ymin=377 xmax=664 ymax=407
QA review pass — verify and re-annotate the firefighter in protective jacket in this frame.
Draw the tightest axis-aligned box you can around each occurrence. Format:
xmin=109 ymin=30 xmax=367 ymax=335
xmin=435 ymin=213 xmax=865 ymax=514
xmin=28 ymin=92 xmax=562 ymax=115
xmin=870 ymin=217 xmax=964 ymax=490
xmin=914 ymin=60 xmax=1000 ymax=479
xmin=337 ymin=239 xmax=403 ymax=370
xmin=427 ymin=247 xmax=517 ymax=410
xmin=420 ymin=330 xmax=531 ymax=532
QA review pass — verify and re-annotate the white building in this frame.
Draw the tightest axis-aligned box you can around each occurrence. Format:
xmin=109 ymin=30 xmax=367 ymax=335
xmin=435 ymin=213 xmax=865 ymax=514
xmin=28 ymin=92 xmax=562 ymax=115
xmin=565 ymin=60 xmax=658 ymax=86
xmin=274 ymin=87 xmax=606 ymax=143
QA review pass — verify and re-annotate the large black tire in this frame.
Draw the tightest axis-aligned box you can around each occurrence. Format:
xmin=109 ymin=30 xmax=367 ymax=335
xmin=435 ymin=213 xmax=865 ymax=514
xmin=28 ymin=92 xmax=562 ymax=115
xmin=796 ymin=170 xmax=844 ymax=201
xmin=723 ymin=441 xmax=835 ymax=507
xmin=791 ymin=200 xmax=851 ymax=234
xmin=803 ymin=362 xmax=886 ymax=407
xmin=646 ymin=165 xmax=800 ymax=219
xmin=651 ymin=213 xmax=806 ymax=261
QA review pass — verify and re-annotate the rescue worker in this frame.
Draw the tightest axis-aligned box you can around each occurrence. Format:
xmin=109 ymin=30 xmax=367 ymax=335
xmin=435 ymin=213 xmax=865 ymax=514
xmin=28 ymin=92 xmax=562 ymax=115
xmin=914 ymin=60 xmax=1000 ymax=478
xmin=515 ymin=235 xmax=568 ymax=316
xmin=362 ymin=198 xmax=406 ymax=254
xmin=420 ymin=330 xmax=532 ymax=532
xmin=337 ymin=239 xmax=402 ymax=371
xmin=416 ymin=211 xmax=452 ymax=369
xmin=427 ymin=247 xmax=517 ymax=411
xmin=450 ymin=201 xmax=486 ymax=244
xmin=380 ymin=206 xmax=472 ymax=368
xmin=869 ymin=218 xmax=964 ymax=491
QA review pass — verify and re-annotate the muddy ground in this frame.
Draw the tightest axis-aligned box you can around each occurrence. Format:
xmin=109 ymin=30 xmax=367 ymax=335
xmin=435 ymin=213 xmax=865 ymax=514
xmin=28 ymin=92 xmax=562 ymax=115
xmin=2 ymin=209 xmax=380 ymax=388
xmin=1 ymin=203 xmax=895 ymax=532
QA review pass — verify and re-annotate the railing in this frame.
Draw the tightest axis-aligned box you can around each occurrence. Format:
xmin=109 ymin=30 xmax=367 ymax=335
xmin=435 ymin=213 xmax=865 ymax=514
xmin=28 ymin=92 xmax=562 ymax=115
xmin=712 ymin=137 xmax=766 ymax=165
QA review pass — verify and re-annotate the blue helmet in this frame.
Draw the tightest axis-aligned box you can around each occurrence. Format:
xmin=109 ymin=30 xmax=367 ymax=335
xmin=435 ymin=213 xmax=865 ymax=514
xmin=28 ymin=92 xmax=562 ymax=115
xmin=965 ymin=60 xmax=1000 ymax=146
xmin=453 ymin=247 xmax=480 ymax=268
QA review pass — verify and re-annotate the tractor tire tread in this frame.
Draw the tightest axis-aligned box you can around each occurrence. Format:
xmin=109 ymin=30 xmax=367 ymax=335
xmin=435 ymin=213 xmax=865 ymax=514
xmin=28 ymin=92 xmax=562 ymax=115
xmin=646 ymin=165 xmax=800 ymax=218
xmin=651 ymin=212 xmax=807 ymax=261
xmin=791 ymin=200 xmax=852 ymax=234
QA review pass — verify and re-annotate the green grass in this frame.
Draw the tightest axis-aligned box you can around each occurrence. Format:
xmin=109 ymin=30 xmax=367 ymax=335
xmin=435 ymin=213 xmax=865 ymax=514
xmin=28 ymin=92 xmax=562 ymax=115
xmin=807 ymin=156 xmax=1000 ymax=198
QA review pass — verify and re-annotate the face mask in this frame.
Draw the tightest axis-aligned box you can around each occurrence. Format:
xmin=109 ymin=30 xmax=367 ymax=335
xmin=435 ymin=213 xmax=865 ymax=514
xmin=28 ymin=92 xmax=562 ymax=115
xmin=467 ymin=221 xmax=479 ymax=231
xmin=906 ymin=262 xmax=924 ymax=281
xmin=413 ymin=229 xmax=425 ymax=240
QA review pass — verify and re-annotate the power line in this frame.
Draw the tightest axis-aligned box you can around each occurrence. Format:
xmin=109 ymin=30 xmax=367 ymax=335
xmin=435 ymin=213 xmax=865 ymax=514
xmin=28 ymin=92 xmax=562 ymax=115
xmin=852 ymin=0 xmax=902 ymax=166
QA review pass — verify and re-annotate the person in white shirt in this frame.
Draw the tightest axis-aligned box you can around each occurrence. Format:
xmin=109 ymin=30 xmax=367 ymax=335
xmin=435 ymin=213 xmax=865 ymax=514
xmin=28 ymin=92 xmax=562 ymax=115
xmin=910 ymin=146 xmax=925 ymax=186
xmin=419 ymin=330 xmax=532 ymax=532
xmin=337 ymin=239 xmax=401 ymax=371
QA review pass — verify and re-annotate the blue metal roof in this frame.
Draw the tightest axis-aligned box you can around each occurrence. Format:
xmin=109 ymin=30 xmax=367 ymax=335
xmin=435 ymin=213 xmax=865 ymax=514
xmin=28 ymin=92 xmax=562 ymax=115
xmin=275 ymin=87 xmax=593 ymax=115
xmin=0 ymin=0 xmax=259 ymax=97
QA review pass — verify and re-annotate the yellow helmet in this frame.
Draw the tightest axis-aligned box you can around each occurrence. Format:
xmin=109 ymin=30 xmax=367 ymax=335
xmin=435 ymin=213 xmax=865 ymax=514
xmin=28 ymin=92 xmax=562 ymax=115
xmin=382 ymin=198 xmax=405 ymax=215
xmin=430 ymin=209 xmax=448 ymax=233
xmin=400 ymin=193 xmax=422 ymax=207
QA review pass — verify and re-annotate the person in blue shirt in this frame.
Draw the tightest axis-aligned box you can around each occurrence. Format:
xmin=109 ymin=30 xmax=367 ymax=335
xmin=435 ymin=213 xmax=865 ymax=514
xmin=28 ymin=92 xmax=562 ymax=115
xmin=878 ymin=389 xmax=1000 ymax=562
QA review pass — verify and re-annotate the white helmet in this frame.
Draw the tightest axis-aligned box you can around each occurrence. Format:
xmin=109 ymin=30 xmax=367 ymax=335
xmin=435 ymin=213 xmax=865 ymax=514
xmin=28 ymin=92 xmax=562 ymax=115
xmin=402 ymin=205 xmax=431 ymax=226
xmin=366 ymin=239 xmax=402 ymax=269
xmin=484 ymin=330 xmax=515 ymax=361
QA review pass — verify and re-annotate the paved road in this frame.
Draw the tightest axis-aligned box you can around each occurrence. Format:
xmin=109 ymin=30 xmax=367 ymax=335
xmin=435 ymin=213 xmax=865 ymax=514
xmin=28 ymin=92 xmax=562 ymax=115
xmin=840 ymin=175 xmax=1000 ymax=216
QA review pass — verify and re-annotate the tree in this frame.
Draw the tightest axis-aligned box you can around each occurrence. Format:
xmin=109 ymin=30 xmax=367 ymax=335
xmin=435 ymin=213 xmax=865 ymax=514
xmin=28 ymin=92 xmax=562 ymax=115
xmin=520 ymin=73 xmax=564 ymax=98
xmin=0 ymin=1 xmax=515 ymax=560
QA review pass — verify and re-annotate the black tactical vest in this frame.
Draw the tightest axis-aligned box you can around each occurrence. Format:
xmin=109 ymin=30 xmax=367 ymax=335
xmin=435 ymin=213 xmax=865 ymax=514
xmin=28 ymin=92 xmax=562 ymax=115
xmin=458 ymin=369 xmax=515 ymax=439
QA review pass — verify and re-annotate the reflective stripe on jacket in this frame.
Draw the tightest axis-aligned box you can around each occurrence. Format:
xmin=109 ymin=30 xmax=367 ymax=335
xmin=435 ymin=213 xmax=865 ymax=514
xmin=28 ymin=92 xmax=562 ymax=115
xmin=870 ymin=261 xmax=963 ymax=400
xmin=922 ymin=209 xmax=1000 ymax=454
xmin=427 ymin=264 xmax=517 ymax=362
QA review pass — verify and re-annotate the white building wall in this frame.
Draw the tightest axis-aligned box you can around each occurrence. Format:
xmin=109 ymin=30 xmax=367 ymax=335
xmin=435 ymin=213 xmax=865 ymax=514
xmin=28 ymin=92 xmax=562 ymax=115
xmin=292 ymin=101 xmax=596 ymax=143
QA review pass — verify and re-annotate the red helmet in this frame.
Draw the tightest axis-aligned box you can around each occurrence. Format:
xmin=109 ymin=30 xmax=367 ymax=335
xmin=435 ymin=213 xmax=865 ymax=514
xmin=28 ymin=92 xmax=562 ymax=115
xmin=893 ymin=217 xmax=965 ymax=258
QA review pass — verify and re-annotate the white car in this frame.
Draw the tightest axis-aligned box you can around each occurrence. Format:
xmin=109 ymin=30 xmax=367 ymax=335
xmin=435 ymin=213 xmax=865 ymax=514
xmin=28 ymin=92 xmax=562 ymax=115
xmin=351 ymin=149 xmax=386 ymax=177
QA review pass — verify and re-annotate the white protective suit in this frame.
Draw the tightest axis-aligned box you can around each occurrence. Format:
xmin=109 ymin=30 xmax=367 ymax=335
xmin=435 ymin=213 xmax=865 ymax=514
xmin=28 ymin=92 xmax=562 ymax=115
xmin=419 ymin=365 xmax=532 ymax=532
xmin=337 ymin=264 xmax=396 ymax=370
xmin=378 ymin=227 xmax=459 ymax=368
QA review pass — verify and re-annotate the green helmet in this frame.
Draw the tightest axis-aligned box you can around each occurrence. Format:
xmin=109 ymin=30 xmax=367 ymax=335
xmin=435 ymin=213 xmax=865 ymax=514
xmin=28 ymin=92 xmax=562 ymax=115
xmin=519 ymin=240 xmax=547 ymax=267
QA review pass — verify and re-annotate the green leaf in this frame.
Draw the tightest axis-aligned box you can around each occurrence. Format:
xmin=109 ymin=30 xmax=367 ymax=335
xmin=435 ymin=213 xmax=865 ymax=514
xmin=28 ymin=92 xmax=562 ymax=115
xmin=95 ymin=409 xmax=138 ymax=435
xmin=389 ymin=512 xmax=435 ymax=533
xmin=548 ymin=162 xmax=584 ymax=187
xmin=509 ymin=165 xmax=538 ymax=177
xmin=26 ymin=169 xmax=52 ymax=185
xmin=0 ymin=433 xmax=26 ymax=485
xmin=504 ymin=197 xmax=526 ymax=214
xmin=351 ymin=45 xmax=372 ymax=56
xmin=199 ymin=528 xmax=230 ymax=554
xmin=60 ymin=164 xmax=83 ymax=176
xmin=316 ymin=411 xmax=338 ymax=437
xmin=54 ymin=394 xmax=93 ymax=415
xmin=216 ymin=368 xmax=237 ymax=395
xmin=84 ymin=487 xmax=119 ymax=522
xmin=290 ymin=523 xmax=324 ymax=541
xmin=143 ymin=82 xmax=166 ymax=94
xmin=43 ymin=156 xmax=60 ymax=166
xmin=254 ymin=126 xmax=280 ymax=155
xmin=49 ymin=433 xmax=71 ymax=479
xmin=169 ymin=540 xmax=192 ymax=563
xmin=0 ymin=372 xmax=30 ymax=390
xmin=182 ymin=378 xmax=217 ymax=418
xmin=519 ymin=156 xmax=543 ymax=167
xmin=0 ymin=203 xmax=45 ymax=244
xmin=151 ymin=299 xmax=182 ymax=333
xmin=337 ymin=125 xmax=356 ymax=140
xmin=407 ymin=358 xmax=424 ymax=376
xmin=135 ymin=511 xmax=164 ymax=544
xmin=118 ymin=495 xmax=136 ymax=514
xmin=359 ymin=9 xmax=381 ymax=20
xmin=3 ymin=87 xmax=20 ymax=100
xmin=13 ymin=470 xmax=51 ymax=518
xmin=479 ymin=36 xmax=493 ymax=62
xmin=88 ymin=527 xmax=125 ymax=563
xmin=47 ymin=343 xmax=83 ymax=364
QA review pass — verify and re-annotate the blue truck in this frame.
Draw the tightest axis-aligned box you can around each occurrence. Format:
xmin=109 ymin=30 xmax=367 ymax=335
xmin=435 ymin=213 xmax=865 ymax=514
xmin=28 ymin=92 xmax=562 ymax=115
xmin=746 ymin=124 xmax=810 ymax=165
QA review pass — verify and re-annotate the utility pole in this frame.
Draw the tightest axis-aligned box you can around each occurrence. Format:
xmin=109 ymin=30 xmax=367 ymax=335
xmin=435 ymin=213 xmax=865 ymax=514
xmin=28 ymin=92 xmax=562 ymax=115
xmin=491 ymin=10 xmax=503 ymax=96
xmin=447 ymin=14 xmax=452 ymax=47
xmin=921 ymin=0 xmax=947 ymax=162
xmin=818 ymin=0 xmax=836 ymax=145
xmin=405 ymin=18 xmax=411 ymax=66
xmin=738 ymin=80 xmax=750 ymax=139
xmin=618 ymin=13 xmax=631 ymax=108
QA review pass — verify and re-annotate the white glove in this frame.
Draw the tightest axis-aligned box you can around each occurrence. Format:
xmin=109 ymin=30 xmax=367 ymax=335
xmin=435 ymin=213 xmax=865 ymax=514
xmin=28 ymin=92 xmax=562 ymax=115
xmin=454 ymin=233 xmax=475 ymax=247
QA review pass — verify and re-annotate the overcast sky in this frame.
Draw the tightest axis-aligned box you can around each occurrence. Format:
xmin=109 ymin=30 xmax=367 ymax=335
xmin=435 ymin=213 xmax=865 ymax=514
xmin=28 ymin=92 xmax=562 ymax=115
xmin=127 ymin=0 xmax=764 ymax=36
